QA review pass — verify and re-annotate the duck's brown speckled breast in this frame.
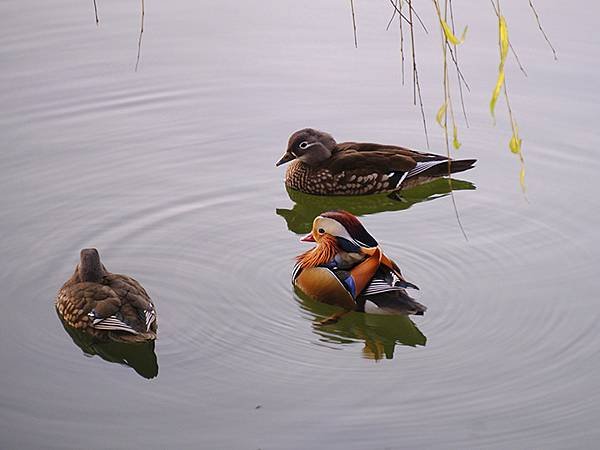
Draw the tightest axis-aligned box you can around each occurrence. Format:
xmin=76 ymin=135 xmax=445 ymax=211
xmin=284 ymin=161 xmax=398 ymax=196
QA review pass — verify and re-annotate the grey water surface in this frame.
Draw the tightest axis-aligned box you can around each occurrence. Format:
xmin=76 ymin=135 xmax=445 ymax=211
xmin=1 ymin=0 xmax=600 ymax=449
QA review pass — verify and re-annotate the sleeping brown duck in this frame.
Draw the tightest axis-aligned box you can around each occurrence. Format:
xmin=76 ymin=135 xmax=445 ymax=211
xmin=55 ymin=249 xmax=157 ymax=343
xmin=276 ymin=128 xmax=476 ymax=195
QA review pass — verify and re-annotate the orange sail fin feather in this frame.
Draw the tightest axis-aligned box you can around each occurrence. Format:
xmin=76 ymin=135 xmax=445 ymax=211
xmin=348 ymin=247 xmax=382 ymax=296
xmin=363 ymin=247 xmax=409 ymax=284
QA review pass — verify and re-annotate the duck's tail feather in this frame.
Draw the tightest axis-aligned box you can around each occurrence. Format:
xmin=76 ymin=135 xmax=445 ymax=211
xmin=407 ymin=158 xmax=476 ymax=179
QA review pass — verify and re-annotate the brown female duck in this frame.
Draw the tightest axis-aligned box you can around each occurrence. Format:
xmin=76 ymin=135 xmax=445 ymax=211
xmin=276 ymin=128 xmax=476 ymax=195
xmin=55 ymin=249 xmax=157 ymax=343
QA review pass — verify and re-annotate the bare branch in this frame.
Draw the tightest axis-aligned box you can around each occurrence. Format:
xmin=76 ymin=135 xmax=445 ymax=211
xmin=135 ymin=0 xmax=144 ymax=72
xmin=92 ymin=0 xmax=99 ymax=25
xmin=408 ymin=0 xmax=429 ymax=148
xmin=529 ymin=0 xmax=557 ymax=60
xmin=350 ymin=0 xmax=358 ymax=48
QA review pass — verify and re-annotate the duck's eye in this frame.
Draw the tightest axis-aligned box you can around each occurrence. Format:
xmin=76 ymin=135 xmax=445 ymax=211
xmin=299 ymin=141 xmax=309 ymax=150
xmin=318 ymin=228 xmax=325 ymax=234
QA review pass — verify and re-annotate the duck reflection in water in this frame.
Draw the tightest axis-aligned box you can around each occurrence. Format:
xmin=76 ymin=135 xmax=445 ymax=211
xmin=297 ymin=293 xmax=426 ymax=360
xmin=58 ymin=314 xmax=159 ymax=379
xmin=277 ymin=178 xmax=475 ymax=234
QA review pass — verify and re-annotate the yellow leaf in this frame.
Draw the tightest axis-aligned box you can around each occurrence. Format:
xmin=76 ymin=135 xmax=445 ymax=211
xmin=519 ymin=166 xmax=526 ymax=191
xmin=441 ymin=20 xmax=468 ymax=45
xmin=509 ymin=129 xmax=522 ymax=154
xmin=436 ymin=102 xmax=447 ymax=128
xmin=499 ymin=17 xmax=509 ymax=62
xmin=453 ymin=125 xmax=461 ymax=149
xmin=490 ymin=16 xmax=509 ymax=119
xmin=490 ymin=72 xmax=504 ymax=118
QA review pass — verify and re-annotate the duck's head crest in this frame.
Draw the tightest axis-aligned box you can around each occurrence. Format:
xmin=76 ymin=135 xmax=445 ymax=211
xmin=301 ymin=210 xmax=378 ymax=248
xmin=78 ymin=248 xmax=108 ymax=283
xmin=276 ymin=128 xmax=337 ymax=167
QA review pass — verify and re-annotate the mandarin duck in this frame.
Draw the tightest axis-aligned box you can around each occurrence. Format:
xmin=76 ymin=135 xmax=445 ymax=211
xmin=55 ymin=249 xmax=157 ymax=343
xmin=292 ymin=211 xmax=426 ymax=315
xmin=276 ymin=128 xmax=476 ymax=195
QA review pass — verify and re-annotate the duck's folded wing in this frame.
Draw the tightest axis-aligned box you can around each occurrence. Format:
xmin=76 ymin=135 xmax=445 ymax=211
xmin=359 ymin=271 xmax=427 ymax=315
xmin=361 ymin=271 xmax=408 ymax=296
xmin=337 ymin=142 xmax=447 ymax=161
xmin=328 ymin=149 xmax=416 ymax=174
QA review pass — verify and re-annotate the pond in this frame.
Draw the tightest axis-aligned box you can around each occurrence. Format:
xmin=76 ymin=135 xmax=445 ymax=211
xmin=1 ymin=0 xmax=599 ymax=448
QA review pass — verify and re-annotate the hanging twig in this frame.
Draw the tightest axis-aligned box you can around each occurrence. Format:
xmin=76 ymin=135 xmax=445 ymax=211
xmin=503 ymin=79 xmax=527 ymax=193
xmin=408 ymin=2 xmax=428 ymax=34
xmin=92 ymin=0 xmax=99 ymax=25
xmin=350 ymin=0 xmax=358 ymax=48
xmin=448 ymin=0 xmax=469 ymax=127
xmin=386 ymin=0 xmax=412 ymax=26
xmin=433 ymin=0 xmax=468 ymax=240
xmin=408 ymin=0 xmax=429 ymax=149
xmin=386 ymin=2 xmax=398 ymax=30
xmin=386 ymin=0 xmax=406 ymax=84
xmin=529 ymin=0 xmax=557 ymax=60
xmin=135 ymin=0 xmax=145 ymax=72
xmin=445 ymin=44 xmax=471 ymax=92
xmin=490 ymin=0 xmax=527 ymax=193
xmin=398 ymin=0 xmax=405 ymax=85
xmin=509 ymin=41 xmax=528 ymax=77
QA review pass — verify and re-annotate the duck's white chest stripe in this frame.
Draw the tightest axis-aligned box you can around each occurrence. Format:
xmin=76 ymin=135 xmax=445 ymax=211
xmin=389 ymin=171 xmax=410 ymax=188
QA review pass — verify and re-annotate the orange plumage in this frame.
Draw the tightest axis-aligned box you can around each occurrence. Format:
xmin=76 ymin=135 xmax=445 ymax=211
xmin=297 ymin=234 xmax=339 ymax=269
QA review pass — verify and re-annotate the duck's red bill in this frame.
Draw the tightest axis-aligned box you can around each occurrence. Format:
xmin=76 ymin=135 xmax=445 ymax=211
xmin=300 ymin=233 xmax=315 ymax=242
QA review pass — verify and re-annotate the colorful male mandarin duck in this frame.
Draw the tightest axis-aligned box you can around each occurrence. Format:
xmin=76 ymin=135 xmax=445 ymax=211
xmin=276 ymin=128 xmax=476 ymax=195
xmin=293 ymin=211 xmax=426 ymax=315
xmin=56 ymin=249 xmax=157 ymax=343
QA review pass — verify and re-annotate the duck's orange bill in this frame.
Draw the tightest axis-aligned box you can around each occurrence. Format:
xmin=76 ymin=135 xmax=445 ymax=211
xmin=300 ymin=233 xmax=315 ymax=242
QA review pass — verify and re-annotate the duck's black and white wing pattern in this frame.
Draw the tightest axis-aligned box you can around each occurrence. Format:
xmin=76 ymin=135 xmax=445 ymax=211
xmin=357 ymin=269 xmax=426 ymax=316
xmin=88 ymin=305 xmax=157 ymax=335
